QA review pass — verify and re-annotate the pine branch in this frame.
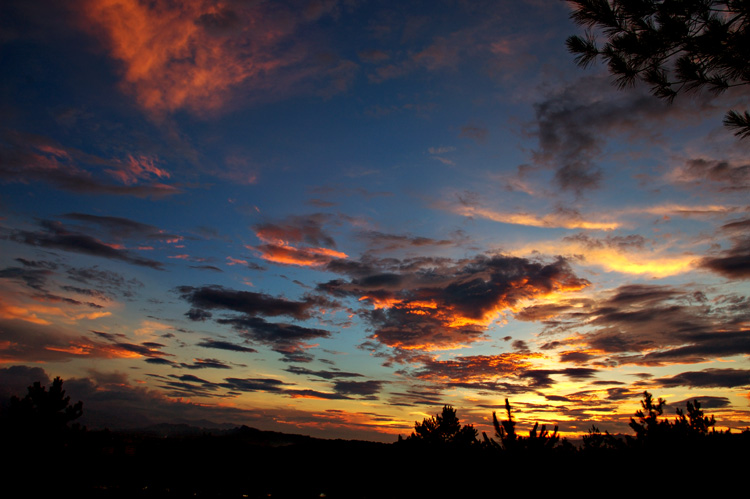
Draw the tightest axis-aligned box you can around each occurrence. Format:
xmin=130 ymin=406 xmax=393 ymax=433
xmin=724 ymin=110 xmax=750 ymax=138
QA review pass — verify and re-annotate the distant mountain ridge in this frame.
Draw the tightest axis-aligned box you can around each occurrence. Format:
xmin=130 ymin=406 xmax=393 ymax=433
xmin=110 ymin=421 xmax=386 ymax=448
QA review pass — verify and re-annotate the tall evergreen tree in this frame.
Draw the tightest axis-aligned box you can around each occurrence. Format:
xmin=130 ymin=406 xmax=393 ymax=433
xmin=407 ymin=405 xmax=478 ymax=446
xmin=1 ymin=377 xmax=83 ymax=439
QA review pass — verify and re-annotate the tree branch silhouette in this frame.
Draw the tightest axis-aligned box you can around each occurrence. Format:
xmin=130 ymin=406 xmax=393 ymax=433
xmin=566 ymin=0 xmax=750 ymax=138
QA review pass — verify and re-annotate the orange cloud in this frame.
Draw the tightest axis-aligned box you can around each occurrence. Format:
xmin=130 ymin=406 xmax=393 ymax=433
xmin=78 ymin=0 xmax=329 ymax=115
xmin=0 ymin=302 xmax=52 ymax=325
xmin=288 ymin=391 xmax=340 ymax=400
xmin=45 ymin=342 xmax=101 ymax=356
xmin=628 ymin=203 xmax=743 ymax=218
xmin=0 ymin=284 xmax=112 ymax=326
xmin=415 ymin=353 xmax=544 ymax=383
xmin=0 ymin=319 xmax=152 ymax=363
xmin=281 ymin=409 xmax=409 ymax=437
xmin=0 ymin=291 xmax=91 ymax=325
xmin=73 ymin=311 xmax=112 ymax=321
xmin=251 ymin=243 xmax=348 ymax=267
xmin=359 ymin=269 xmax=587 ymax=352
xmin=248 ymin=227 xmax=347 ymax=267
xmin=324 ymin=255 xmax=589 ymax=353
xmin=43 ymin=338 xmax=161 ymax=360
xmin=450 ymin=204 xmax=619 ymax=230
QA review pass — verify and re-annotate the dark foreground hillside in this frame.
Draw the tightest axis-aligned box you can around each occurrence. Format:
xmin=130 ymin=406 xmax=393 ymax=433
xmin=3 ymin=380 xmax=748 ymax=498
xmin=6 ymin=422 xmax=749 ymax=498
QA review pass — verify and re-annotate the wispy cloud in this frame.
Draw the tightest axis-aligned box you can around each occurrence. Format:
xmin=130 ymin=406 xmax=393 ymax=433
xmin=0 ymin=131 xmax=180 ymax=198
xmin=178 ymin=284 xmax=338 ymax=363
xmin=626 ymin=203 xmax=747 ymax=218
xmin=459 ymin=125 xmax=488 ymax=143
xmin=443 ymin=196 xmax=619 ymax=230
xmin=5 ymin=220 xmax=164 ymax=270
xmin=178 ymin=285 xmax=333 ymax=321
xmin=106 ymin=154 xmax=170 ymax=185
xmin=357 ymin=230 xmax=464 ymax=253
xmin=665 ymin=157 xmax=750 ymax=192
xmin=527 ymin=75 xmax=722 ymax=195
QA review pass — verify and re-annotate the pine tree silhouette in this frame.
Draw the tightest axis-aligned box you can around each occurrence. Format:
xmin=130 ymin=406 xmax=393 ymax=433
xmin=2 ymin=377 xmax=83 ymax=442
xmin=407 ymin=405 xmax=478 ymax=446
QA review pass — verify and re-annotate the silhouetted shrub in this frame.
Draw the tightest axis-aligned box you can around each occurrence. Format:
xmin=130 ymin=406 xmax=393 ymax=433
xmin=404 ymin=404 xmax=478 ymax=446
xmin=625 ymin=391 xmax=727 ymax=450
xmin=482 ymin=398 xmax=561 ymax=454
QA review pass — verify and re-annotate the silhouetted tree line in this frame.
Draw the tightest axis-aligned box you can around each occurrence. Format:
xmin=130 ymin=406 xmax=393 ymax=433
xmin=2 ymin=378 xmax=748 ymax=498
xmin=582 ymin=390 xmax=724 ymax=451
xmin=400 ymin=392 xmax=744 ymax=454
xmin=397 ymin=392 xmax=747 ymax=495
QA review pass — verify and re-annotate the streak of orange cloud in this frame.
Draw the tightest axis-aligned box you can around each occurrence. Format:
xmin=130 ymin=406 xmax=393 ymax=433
xmin=250 ymin=244 xmax=348 ymax=266
xmin=282 ymin=409 xmax=408 ymax=436
xmin=0 ymin=302 xmax=52 ymax=325
xmin=34 ymin=339 xmax=145 ymax=360
xmin=96 ymin=344 xmax=146 ymax=359
xmin=73 ymin=311 xmax=112 ymax=321
xmin=45 ymin=342 xmax=97 ymax=356
xmin=359 ymin=296 xmax=404 ymax=310
xmin=450 ymin=204 xmax=619 ymax=230
xmin=0 ymin=295 xmax=76 ymax=325
xmin=288 ymin=392 xmax=337 ymax=400
xmin=622 ymin=203 xmax=745 ymax=218
xmin=1 ymin=289 xmax=113 ymax=326
xmin=36 ymin=144 xmax=72 ymax=159
xmin=248 ymin=228 xmax=348 ymax=267
xmin=226 ymin=256 xmax=249 ymax=266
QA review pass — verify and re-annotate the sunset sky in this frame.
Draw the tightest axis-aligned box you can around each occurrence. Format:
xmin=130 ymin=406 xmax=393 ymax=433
xmin=1 ymin=0 xmax=748 ymax=441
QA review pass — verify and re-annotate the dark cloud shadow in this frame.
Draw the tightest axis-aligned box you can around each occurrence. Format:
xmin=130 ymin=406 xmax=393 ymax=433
xmin=5 ymin=220 xmax=164 ymax=269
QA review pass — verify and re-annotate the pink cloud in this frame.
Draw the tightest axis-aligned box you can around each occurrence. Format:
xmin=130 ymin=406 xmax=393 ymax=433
xmin=107 ymin=155 xmax=170 ymax=185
